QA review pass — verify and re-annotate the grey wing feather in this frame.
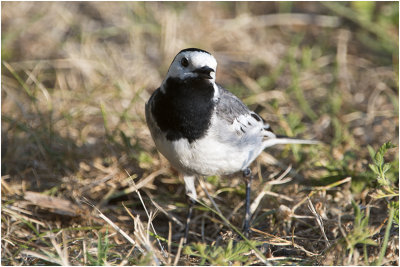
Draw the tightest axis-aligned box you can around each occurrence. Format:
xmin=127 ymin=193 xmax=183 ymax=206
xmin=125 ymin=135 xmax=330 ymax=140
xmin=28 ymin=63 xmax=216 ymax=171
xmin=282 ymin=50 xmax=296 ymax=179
xmin=215 ymin=85 xmax=253 ymax=123
xmin=215 ymin=84 xmax=272 ymax=132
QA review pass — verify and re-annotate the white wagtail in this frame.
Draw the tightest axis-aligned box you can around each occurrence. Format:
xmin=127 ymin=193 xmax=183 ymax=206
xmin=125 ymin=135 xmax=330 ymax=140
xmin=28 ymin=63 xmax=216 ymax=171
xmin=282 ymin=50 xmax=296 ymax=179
xmin=145 ymin=48 xmax=319 ymax=242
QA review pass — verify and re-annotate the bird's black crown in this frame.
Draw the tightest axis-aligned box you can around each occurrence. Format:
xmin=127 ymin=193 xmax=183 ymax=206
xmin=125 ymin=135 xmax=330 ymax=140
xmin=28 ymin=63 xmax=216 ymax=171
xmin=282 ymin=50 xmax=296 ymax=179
xmin=179 ymin=48 xmax=211 ymax=55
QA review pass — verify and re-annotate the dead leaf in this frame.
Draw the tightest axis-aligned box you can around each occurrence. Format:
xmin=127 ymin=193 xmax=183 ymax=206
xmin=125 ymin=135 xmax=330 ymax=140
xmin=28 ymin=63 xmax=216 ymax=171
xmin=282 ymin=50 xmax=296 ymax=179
xmin=24 ymin=191 xmax=80 ymax=217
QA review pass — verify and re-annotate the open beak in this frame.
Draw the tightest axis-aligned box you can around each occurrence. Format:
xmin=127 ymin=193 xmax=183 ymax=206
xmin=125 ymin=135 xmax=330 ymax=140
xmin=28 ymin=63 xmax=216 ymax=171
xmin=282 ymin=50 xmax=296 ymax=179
xmin=193 ymin=66 xmax=214 ymax=79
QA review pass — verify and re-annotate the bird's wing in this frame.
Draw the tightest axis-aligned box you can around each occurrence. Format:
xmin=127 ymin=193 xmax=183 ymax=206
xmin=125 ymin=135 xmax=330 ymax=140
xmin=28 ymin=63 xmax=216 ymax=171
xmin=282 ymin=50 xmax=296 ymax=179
xmin=215 ymin=84 xmax=251 ymax=124
xmin=215 ymin=85 xmax=320 ymax=148
xmin=215 ymin=85 xmax=275 ymax=138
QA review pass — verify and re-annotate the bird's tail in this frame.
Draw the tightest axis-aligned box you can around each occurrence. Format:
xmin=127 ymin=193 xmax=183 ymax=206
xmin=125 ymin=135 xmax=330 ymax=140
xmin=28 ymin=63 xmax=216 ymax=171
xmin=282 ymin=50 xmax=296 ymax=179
xmin=263 ymin=135 xmax=321 ymax=149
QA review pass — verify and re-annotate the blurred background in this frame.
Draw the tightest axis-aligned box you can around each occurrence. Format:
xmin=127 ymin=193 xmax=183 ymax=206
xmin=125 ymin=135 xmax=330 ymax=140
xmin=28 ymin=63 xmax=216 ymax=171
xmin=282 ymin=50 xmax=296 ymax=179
xmin=1 ymin=1 xmax=398 ymax=265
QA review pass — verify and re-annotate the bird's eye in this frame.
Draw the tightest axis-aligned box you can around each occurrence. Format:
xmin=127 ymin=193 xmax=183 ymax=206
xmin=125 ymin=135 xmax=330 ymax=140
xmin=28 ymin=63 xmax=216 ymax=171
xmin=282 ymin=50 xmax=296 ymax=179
xmin=181 ymin=57 xmax=189 ymax=67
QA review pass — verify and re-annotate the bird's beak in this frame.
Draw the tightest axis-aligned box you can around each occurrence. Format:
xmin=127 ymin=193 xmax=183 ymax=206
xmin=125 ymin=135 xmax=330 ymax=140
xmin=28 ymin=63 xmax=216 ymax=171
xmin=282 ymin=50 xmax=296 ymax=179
xmin=193 ymin=66 xmax=214 ymax=79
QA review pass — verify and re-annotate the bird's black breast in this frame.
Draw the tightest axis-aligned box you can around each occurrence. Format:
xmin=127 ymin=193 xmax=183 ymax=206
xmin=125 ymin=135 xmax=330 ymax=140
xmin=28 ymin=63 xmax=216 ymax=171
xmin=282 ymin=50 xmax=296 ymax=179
xmin=151 ymin=77 xmax=215 ymax=143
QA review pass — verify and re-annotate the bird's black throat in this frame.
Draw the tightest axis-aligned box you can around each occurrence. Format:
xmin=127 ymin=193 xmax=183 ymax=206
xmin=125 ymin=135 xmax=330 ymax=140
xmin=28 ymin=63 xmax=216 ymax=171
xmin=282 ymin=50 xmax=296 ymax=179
xmin=152 ymin=77 xmax=215 ymax=143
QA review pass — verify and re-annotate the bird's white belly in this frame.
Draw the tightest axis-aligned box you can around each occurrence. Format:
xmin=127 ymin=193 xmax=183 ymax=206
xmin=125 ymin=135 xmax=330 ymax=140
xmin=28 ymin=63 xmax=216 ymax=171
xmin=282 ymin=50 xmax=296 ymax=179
xmin=154 ymin=120 xmax=264 ymax=176
xmin=156 ymin=135 xmax=248 ymax=176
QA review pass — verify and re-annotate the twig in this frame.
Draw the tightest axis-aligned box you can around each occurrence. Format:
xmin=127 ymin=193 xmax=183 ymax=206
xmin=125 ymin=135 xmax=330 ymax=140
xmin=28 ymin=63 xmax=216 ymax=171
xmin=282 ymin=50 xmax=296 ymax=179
xmin=80 ymin=170 xmax=118 ymax=192
xmin=81 ymin=197 xmax=144 ymax=253
xmin=251 ymin=227 xmax=319 ymax=257
xmin=271 ymin=165 xmax=293 ymax=183
xmin=250 ymin=165 xmax=293 ymax=215
xmin=292 ymin=177 xmax=351 ymax=212
xmin=48 ymin=229 xmax=69 ymax=266
xmin=21 ymin=250 xmax=62 ymax=265
xmin=133 ymin=168 xmax=169 ymax=191
xmin=147 ymin=193 xmax=184 ymax=228
xmin=167 ymin=221 xmax=172 ymax=265
xmin=133 ymin=214 xmax=161 ymax=266
xmin=126 ymin=171 xmax=167 ymax=257
xmin=307 ymin=198 xmax=330 ymax=248
xmin=265 ymin=191 xmax=293 ymax=202
xmin=266 ymin=177 xmax=293 ymax=185
xmin=173 ymin=237 xmax=184 ymax=266
xmin=109 ymin=168 xmax=168 ymax=200
xmin=82 ymin=238 xmax=87 ymax=265
xmin=2 ymin=207 xmax=46 ymax=226
xmin=198 ymin=176 xmax=223 ymax=216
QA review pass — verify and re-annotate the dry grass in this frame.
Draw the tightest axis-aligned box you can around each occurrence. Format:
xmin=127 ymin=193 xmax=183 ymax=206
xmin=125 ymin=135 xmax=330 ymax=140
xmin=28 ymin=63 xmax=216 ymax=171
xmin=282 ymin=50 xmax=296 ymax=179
xmin=1 ymin=1 xmax=399 ymax=265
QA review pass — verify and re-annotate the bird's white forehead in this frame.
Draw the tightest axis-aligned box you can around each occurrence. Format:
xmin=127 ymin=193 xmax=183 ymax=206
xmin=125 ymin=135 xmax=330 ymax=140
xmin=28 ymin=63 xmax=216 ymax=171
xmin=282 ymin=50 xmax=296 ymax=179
xmin=178 ymin=51 xmax=217 ymax=70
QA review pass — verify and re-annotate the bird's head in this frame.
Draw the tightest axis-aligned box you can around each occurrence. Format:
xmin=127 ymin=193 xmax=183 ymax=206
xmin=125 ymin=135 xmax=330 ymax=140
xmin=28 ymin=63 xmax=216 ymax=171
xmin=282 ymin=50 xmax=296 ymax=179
xmin=165 ymin=48 xmax=217 ymax=82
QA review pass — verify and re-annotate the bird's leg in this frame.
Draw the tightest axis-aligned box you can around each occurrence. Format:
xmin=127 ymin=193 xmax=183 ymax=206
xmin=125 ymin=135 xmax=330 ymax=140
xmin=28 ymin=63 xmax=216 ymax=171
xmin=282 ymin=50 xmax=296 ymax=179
xmin=243 ymin=167 xmax=253 ymax=237
xmin=184 ymin=197 xmax=195 ymax=244
xmin=183 ymin=175 xmax=197 ymax=244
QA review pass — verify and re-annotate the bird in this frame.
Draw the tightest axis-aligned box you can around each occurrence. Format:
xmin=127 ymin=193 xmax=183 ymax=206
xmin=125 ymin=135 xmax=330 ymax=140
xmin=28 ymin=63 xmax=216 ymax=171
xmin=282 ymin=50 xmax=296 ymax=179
xmin=145 ymin=48 xmax=319 ymax=243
